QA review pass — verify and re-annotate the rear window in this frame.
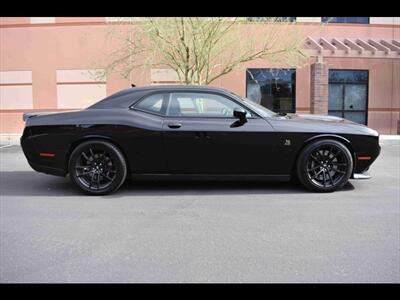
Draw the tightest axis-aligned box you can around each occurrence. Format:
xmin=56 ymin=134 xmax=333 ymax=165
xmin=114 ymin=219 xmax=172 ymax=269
xmin=135 ymin=93 xmax=164 ymax=114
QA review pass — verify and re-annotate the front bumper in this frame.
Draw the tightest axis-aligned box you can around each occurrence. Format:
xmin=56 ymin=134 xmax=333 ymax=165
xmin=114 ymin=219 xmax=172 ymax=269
xmin=353 ymin=143 xmax=381 ymax=174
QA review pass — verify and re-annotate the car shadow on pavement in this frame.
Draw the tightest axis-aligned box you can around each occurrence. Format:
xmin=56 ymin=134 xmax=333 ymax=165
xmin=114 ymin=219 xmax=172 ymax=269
xmin=0 ymin=171 xmax=355 ymax=197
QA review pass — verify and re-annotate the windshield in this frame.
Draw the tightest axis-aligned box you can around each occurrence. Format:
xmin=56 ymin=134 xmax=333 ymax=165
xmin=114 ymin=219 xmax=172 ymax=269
xmin=229 ymin=92 xmax=277 ymax=117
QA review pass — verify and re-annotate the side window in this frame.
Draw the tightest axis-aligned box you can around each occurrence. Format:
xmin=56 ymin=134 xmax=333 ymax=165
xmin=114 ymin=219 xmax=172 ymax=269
xmin=166 ymin=92 xmax=252 ymax=118
xmin=135 ymin=93 xmax=165 ymax=114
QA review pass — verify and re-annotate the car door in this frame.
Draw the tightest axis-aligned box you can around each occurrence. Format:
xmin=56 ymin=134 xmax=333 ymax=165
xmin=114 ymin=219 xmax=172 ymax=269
xmin=162 ymin=91 xmax=275 ymax=174
xmin=127 ymin=92 xmax=169 ymax=174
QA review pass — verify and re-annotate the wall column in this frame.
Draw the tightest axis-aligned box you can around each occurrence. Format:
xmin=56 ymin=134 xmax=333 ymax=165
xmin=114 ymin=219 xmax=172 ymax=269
xmin=310 ymin=60 xmax=329 ymax=115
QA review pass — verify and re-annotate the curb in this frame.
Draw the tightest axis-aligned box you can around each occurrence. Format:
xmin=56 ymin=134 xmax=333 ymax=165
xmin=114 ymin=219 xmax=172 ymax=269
xmin=380 ymin=135 xmax=400 ymax=140
xmin=0 ymin=134 xmax=21 ymax=147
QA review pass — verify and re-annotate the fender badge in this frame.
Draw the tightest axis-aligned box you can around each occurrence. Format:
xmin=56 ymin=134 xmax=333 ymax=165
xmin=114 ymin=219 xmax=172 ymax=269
xmin=284 ymin=139 xmax=291 ymax=146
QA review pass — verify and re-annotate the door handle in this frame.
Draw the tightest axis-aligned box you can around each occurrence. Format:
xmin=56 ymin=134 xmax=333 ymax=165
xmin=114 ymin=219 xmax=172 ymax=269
xmin=168 ymin=123 xmax=182 ymax=129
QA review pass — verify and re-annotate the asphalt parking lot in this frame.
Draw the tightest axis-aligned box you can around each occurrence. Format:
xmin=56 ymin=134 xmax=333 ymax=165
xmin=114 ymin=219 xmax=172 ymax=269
xmin=0 ymin=140 xmax=399 ymax=283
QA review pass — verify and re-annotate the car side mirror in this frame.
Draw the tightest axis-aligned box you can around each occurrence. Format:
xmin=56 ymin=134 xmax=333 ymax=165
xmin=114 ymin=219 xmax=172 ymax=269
xmin=233 ymin=107 xmax=247 ymax=123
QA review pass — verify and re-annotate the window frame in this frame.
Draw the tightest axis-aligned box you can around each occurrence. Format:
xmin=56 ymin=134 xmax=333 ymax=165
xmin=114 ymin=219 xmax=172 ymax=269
xmin=130 ymin=90 xmax=262 ymax=119
xmin=164 ymin=91 xmax=258 ymax=119
xmin=130 ymin=92 xmax=170 ymax=117
xmin=245 ymin=68 xmax=297 ymax=114
xmin=328 ymin=69 xmax=369 ymax=125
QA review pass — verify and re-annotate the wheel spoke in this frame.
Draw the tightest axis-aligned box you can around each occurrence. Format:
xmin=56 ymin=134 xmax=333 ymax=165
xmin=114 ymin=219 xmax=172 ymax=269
xmin=77 ymin=171 xmax=92 ymax=177
xmin=322 ymin=169 xmax=327 ymax=187
xmin=315 ymin=151 xmax=322 ymax=160
xmin=311 ymin=169 xmax=323 ymax=179
xmin=307 ymin=165 xmax=321 ymax=172
xmin=310 ymin=154 xmax=320 ymax=163
xmin=88 ymin=173 xmax=94 ymax=188
xmin=328 ymin=147 xmax=333 ymax=158
xmin=92 ymin=173 xmax=98 ymax=189
xmin=331 ymin=162 xmax=347 ymax=166
xmin=81 ymin=152 xmax=89 ymax=161
xmin=335 ymin=169 xmax=346 ymax=174
xmin=327 ymin=170 xmax=334 ymax=185
xmin=104 ymin=174 xmax=114 ymax=181
xmin=75 ymin=165 xmax=89 ymax=169
xmin=329 ymin=149 xmax=342 ymax=162
xmin=323 ymin=149 xmax=329 ymax=160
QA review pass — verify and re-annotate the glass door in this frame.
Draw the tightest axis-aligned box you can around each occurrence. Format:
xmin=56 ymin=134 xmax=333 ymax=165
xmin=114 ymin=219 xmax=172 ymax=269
xmin=328 ymin=70 xmax=368 ymax=125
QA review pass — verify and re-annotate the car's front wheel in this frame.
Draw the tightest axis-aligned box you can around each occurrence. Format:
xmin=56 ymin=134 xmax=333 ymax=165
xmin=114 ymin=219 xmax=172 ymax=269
xmin=68 ymin=140 xmax=127 ymax=195
xmin=296 ymin=139 xmax=353 ymax=192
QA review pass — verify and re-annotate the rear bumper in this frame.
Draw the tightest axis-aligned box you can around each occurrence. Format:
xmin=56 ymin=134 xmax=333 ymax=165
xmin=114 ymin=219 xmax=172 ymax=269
xmin=21 ymin=129 xmax=67 ymax=177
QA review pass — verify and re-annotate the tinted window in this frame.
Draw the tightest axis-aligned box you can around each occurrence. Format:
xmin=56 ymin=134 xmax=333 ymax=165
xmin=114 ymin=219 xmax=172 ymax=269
xmin=135 ymin=93 xmax=165 ymax=114
xmin=166 ymin=93 xmax=251 ymax=118
xmin=329 ymin=70 xmax=368 ymax=83
xmin=246 ymin=68 xmax=296 ymax=114
xmin=321 ymin=17 xmax=369 ymax=24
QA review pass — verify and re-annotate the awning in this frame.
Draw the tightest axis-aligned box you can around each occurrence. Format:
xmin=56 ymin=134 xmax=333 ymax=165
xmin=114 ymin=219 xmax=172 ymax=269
xmin=305 ymin=37 xmax=400 ymax=59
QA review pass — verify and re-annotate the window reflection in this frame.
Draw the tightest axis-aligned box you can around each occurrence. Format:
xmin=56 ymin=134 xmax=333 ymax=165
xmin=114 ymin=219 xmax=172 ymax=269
xmin=246 ymin=68 xmax=296 ymax=114
xmin=166 ymin=93 xmax=252 ymax=118
xmin=328 ymin=70 xmax=369 ymax=125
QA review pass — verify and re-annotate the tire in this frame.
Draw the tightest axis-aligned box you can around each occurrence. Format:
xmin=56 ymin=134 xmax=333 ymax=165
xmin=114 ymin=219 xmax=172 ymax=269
xmin=68 ymin=140 xmax=127 ymax=195
xmin=296 ymin=139 xmax=353 ymax=192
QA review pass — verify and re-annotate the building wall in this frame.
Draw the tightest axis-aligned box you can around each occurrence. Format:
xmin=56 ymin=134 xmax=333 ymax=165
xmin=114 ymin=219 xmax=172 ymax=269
xmin=1 ymin=17 xmax=399 ymax=134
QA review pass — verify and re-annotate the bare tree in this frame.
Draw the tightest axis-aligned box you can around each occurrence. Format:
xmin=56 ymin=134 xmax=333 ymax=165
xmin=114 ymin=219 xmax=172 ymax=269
xmin=96 ymin=17 xmax=309 ymax=85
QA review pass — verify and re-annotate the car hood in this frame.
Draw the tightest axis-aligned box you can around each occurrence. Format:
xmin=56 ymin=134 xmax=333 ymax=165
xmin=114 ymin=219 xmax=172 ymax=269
xmin=267 ymin=113 xmax=379 ymax=136
xmin=288 ymin=113 xmax=357 ymax=124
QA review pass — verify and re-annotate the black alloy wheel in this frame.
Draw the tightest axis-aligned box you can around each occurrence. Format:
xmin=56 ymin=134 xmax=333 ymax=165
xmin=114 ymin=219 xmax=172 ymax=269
xmin=297 ymin=139 xmax=353 ymax=192
xmin=69 ymin=140 xmax=127 ymax=195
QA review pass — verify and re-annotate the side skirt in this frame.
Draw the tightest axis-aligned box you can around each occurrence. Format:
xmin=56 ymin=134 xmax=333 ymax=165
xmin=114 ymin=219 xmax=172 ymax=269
xmin=130 ymin=174 xmax=291 ymax=182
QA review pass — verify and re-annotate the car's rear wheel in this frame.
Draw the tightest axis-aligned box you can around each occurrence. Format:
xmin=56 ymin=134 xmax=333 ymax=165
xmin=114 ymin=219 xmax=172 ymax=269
xmin=68 ymin=140 xmax=127 ymax=195
xmin=296 ymin=139 xmax=353 ymax=192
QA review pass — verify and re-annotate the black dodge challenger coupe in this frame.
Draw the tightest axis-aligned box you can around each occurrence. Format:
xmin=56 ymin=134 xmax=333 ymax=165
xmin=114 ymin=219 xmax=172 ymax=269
xmin=21 ymin=85 xmax=381 ymax=195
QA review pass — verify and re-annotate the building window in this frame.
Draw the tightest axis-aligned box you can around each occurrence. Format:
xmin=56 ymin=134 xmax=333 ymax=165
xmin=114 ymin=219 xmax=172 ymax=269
xmin=246 ymin=68 xmax=296 ymax=114
xmin=247 ymin=17 xmax=296 ymax=22
xmin=328 ymin=70 xmax=369 ymax=125
xmin=150 ymin=69 xmax=180 ymax=85
xmin=0 ymin=71 xmax=33 ymax=109
xmin=56 ymin=69 xmax=107 ymax=109
xmin=321 ymin=17 xmax=369 ymax=24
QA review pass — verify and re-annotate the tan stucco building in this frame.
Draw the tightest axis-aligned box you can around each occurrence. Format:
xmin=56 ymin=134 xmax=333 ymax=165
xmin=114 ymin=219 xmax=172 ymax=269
xmin=1 ymin=17 xmax=399 ymax=140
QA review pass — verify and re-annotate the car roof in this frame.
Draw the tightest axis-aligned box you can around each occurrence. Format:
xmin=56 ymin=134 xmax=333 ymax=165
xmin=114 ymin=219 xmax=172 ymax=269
xmin=115 ymin=85 xmax=233 ymax=95
xmin=88 ymin=85 xmax=236 ymax=109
